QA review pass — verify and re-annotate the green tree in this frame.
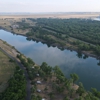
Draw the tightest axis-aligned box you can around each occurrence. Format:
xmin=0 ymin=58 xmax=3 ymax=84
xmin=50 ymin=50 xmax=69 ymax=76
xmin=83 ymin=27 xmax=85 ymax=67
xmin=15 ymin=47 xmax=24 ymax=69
xmin=76 ymin=82 xmax=85 ymax=96
xmin=70 ymin=73 xmax=79 ymax=85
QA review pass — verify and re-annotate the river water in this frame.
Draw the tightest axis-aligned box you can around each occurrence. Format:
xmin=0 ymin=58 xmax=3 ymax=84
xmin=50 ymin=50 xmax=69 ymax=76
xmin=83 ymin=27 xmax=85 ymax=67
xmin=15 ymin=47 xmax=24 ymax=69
xmin=0 ymin=30 xmax=100 ymax=90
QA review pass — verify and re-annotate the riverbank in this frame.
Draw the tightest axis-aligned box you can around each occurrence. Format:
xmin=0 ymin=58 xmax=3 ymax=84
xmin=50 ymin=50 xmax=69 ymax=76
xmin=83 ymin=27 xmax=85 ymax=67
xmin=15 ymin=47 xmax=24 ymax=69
xmin=0 ymin=17 xmax=100 ymax=60
xmin=0 ymin=39 xmax=31 ymax=100
xmin=0 ymin=25 xmax=99 ymax=61
xmin=0 ymin=39 xmax=79 ymax=100
xmin=0 ymin=30 xmax=99 ymax=100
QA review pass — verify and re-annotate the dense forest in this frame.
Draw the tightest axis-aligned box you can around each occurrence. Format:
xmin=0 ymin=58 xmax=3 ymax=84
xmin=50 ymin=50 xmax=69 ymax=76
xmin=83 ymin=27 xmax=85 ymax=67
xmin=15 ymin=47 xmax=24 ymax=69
xmin=23 ymin=18 xmax=100 ymax=56
xmin=36 ymin=18 xmax=100 ymax=45
xmin=0 ymin=66 xmax=26 ymax=100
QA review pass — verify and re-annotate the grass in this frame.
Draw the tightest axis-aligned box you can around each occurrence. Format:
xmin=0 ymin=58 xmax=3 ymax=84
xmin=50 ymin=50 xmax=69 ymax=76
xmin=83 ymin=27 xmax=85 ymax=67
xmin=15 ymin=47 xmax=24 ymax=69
xmin=0 ymin=18 xmax=29 ymax=35
xmin=0 ymin=50 xmax=16 ymax=93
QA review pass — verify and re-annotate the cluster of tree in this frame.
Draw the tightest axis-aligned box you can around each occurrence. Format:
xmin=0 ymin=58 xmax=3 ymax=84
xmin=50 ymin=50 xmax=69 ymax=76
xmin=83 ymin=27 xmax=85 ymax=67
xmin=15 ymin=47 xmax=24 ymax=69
xmin=33 ymin=18 xmax=100 ymax=45
xmin=17 ymin=21 xmax=30 ymax=30
xmin=34 ymin=62 xmax=100 ymax=100
xmin=17 ymin=54 xmax=35 ymax=67
xmin=73 ymin=40 xmax=100 ymax=56
xmin=0 ymin=66 xmax=26 ymax=100
xmin=16 ymin=54 xmax=44 ymax=100
xmin=26 ymin=26 xmax=66 ymax=48
xmin=31 ymin=94 xmax=42 ymax=100
xmin=16 ymin=52 xmax=100 ymax=100
xmin=73 ymin=40 xmax=91 ymax=51
xmin=40 ymin=62 xmax=52 ymax=75
xmin=34 ymin=62 xmax=78 ymax=98
xmin=28 ymin=25 xmax=68 ymax=41
xmin=95 ymin=45 xmax=100 ymax=55
xmin=17 ymin=54 xmax=36 ymax=80
xmin=75 ymin=83 xmax=100 ymax=100
xmin=25 ymin=18 xmax=100 ymax=56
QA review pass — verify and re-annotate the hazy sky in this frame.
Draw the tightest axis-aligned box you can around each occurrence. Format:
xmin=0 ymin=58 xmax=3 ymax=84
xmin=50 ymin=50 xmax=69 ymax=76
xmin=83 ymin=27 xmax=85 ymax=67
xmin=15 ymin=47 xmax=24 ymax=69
xmin=0 ymin=0 xmax=100 ymax=12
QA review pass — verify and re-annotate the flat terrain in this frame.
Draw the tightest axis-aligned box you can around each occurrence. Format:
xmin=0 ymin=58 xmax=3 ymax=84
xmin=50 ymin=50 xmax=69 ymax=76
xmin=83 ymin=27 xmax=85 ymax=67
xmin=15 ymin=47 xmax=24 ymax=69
xmin=34 ymin=75 xmax=78 ymax=100
xmin=0 ymin=18 xmax=30 ymax=35
xmin=0 ymin=39 xmax=19 ymax=93
xmin=0 ymin=39 xmax=19 ymax=58
xmin=0 ymin=50 xmax=15 ymax=93
xmin=0 ymin=13 xmax=99 ymax=19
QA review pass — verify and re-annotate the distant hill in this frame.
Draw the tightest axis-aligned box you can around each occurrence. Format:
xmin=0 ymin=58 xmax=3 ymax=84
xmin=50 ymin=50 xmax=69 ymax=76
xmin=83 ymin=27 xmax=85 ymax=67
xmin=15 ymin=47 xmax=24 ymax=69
xmin=0 ymin=12 xmax=100 ymax=15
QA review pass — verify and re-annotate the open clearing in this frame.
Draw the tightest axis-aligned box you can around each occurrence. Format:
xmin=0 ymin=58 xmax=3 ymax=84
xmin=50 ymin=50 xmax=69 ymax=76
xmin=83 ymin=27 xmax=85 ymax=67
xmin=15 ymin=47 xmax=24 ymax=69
xmin=0 ymin=18 xmax=29 ymax=35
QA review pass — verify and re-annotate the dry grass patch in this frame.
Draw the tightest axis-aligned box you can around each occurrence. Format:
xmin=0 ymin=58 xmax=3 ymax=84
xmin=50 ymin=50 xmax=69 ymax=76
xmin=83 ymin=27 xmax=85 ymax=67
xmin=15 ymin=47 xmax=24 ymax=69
xmin=0 ymin=39 xmax=19 ymax=58
xmin=0 ymin=14 xmax=99 ymax=19
xmin=0 ymin=50 xmax=16 ymax=93
xmin=0 ymin=18 xmax=30 ymax=35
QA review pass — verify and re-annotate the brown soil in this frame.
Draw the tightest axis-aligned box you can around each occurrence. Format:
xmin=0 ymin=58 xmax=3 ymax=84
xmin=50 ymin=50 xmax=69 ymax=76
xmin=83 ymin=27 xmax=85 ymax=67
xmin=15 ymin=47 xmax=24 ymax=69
xmin=0 ymin=39 xmax=19 ymax=58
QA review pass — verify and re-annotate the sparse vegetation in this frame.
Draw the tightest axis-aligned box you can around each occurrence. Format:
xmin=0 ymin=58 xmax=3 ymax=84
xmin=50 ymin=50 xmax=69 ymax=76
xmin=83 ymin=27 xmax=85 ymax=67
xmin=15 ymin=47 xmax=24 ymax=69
xmin=0 ymin=50 xmax=15 ymax=93
xmin=17 ymin=54 xmax=100 ymax=100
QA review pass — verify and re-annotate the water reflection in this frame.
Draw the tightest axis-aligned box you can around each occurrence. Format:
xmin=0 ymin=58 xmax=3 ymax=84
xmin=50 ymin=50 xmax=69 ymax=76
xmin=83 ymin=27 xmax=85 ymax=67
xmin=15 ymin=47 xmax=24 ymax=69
xmin=97 ymin=60 xmax=100 ymax=66
xmin=83 ymin=55 xmax=88 ymax=59
xmin=0 ymin=30 xmax=100 ymax=90
xmin=76 ymin=52 xmax=88 ymax=59
xmin=76 ymin=52 xmax=83 ymax=58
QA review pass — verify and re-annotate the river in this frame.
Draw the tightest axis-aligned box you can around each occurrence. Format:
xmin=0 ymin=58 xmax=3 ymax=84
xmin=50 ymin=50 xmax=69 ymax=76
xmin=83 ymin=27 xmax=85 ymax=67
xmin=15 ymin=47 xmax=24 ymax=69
xmin=0 ymin=29 xmax=100 ymax=91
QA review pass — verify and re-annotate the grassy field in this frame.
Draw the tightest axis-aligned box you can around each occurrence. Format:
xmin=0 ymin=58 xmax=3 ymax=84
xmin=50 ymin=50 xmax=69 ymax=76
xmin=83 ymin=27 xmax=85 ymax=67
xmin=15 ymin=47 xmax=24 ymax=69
xmin=0 ymin=50 xmax=16 ymax=93
xmin=0 ymin=18 xmax=31 ymax=35
xmin=0 ymin=39 xmax=20 ymax=93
